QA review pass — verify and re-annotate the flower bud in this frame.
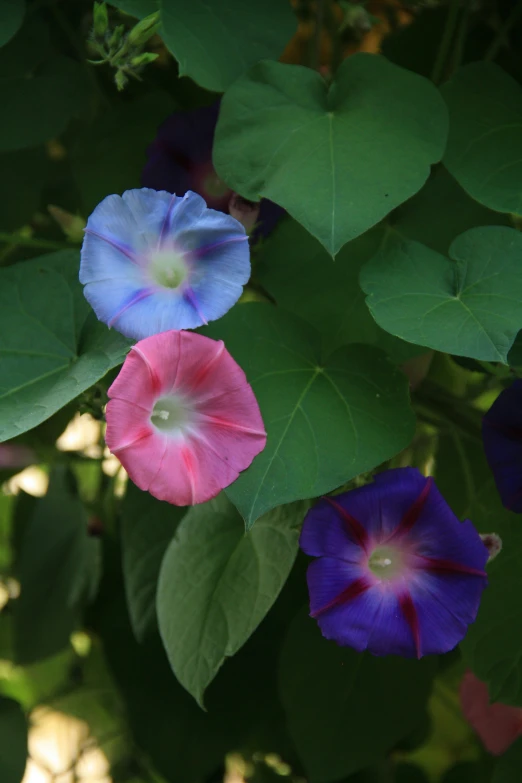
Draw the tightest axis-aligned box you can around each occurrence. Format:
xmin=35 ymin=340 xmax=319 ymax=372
xmin=480 ymin=533 xmax=502 ymax=562
xmin=130 ymin=51 xmax=159 ymax=68
xmin=108 ymin=23 xmax=125 ymax=49
xmin=114 ymin=69 xmax=127 ymax=91
xmin=48 ymin=205 xmax=86 ymax=242
xmin=127 ymin=12 xmax=160 ymax=47
xmin=92 ymin=2 xmax=109 ymax=38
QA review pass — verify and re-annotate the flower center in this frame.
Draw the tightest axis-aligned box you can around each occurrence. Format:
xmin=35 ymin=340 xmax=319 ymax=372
xmin=150 ymin=395 xmax=193 ymax=435
xmin=149 ymin=249 xmax=188 ymax=290
xmin=368 ymin=545 xmax=405 ymax=581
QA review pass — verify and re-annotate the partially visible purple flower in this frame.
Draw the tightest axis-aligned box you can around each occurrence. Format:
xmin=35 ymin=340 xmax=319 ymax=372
xmin=80 ymin=188 xmax=250 ymax=340
xmin=141 ymin=103 xmax=283 ymax=242
xmin=300 ymin=468 xmax=488 ymax=658
xmin=482 ymin=380 xmax=522 ymax=513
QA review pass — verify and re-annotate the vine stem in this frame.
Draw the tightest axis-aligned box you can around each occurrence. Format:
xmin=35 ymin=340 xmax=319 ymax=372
xmin=485 ymin=0 xmax=522 ymax=62
xmin=0 ymin=232 xmax=73 ymax=251
xmin=431 ymin=0 xmax=461 ymax=85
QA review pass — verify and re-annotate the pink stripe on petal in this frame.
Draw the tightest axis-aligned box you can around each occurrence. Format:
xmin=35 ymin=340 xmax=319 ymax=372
xmin=323 ymin=496 xmax=370 ymax=552
xmin=107 ymin=347 xmax=158 ymax=407
xmin=311 ymin=576 xmax=373 ymax=618
xmin=198 ymin=412 xmax=266 ymax=437
xmin=131 ymin=344 xmax=162 ymax=396
xmin=398 ymin=592 xmax=421 ymax=658
xmin=131 ymin=331 xmax=182 ymax=396
xmin=105 ymin=399 xmax=154 ymax=454
xmin=414 ymin=555 xmax=487 ymax=578
xmin=393 ymin=477 xmax=433 ymax=538
xmin=176 ymin=333 xmax=242 ymax=397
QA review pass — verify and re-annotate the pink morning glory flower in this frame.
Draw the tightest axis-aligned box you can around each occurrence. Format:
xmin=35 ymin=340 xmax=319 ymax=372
xmin=460 ymin=670 xmax=522 ymax=755
xmin=105 ymin=330 xmax=266 ymax=506
xmin=80 ymin=188 xmax=250 ymax=340
xmin=300 ymin=468 xmax=488 ymax=658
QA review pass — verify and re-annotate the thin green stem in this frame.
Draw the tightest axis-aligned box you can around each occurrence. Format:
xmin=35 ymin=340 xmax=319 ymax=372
xmin=0 ymin=232 xmax=73 ymax=251
xmin=431 ymin=0 xmax=462 ymax=85
xmin=484 ymin=0 xmax=522 ymax=62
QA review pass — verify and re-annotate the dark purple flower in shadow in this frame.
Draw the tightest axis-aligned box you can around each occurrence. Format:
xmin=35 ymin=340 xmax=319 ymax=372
xmin=300 ymin=468 xmax=488 ymax=658
xmin=482 ymin=380 xmax=522 ymax=512
xmin=142 ymin=102 xmax=283 ymax=242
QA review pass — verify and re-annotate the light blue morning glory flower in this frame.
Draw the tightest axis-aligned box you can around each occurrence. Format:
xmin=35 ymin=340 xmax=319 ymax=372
xmin=79 ymin=188 xmax=250 ymax=340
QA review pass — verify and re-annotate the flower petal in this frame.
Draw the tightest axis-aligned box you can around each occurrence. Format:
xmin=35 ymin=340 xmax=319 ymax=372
xmin=105 ymin=398 xmax=154 ymax=457
xmin=82 ymin=280 xmax=152 ymax=337
xmin=408 ymin=567 xmax=487 ymax=656
xmin=148 ymin=436 xmax=239 ymax=506
xmin=107 ymin=345 xmax=159 ymax=405
xmin=110 ymin=287 xmax=201 ymax=339
xmin=306 ymin=557 xmax=382 ymax=652
xmin=482 ymin=380 xmax=522 ymax=512
xmin=81 ymin=188 xmax=250 ymax=339
xmin=105 ymin=330 xmax=266 ymax=506
xmin=299 ymin=497 xmax=366 ymax=563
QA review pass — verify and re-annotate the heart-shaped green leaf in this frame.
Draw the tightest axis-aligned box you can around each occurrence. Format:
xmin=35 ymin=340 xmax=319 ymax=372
xmin=203 ymin=304 xmax=415 ymax=527
xmin=214 ymin=54 xmax=448 ymax=255
xmin=157 ymin=496 xmax=304 ymax=706
xmin=443 ymin=63 xmax=522 ymax=216
xmin=109 ymin=0 xmax=296 ymax=93
xmin=360 ymin=226 xmax=522 ymax=363
xmin=121 ymin=480 xmax=185 ymax=642
xmin=258 ymin=218 xmax=426 ymax=363
xmin=279 ymin=607 xmax=436 ymax=782
xmin=0 ymin=251 xmax=131 ymax=441
xmin=161 ymin=0 xmax=296 ymax=92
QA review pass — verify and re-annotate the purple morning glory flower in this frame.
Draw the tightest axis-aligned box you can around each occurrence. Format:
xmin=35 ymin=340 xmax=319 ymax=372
xmin=80 ymin=188 xmax=250 ymax=340
xmin=482 ymin=380 xmax=522 ymax=513
xmin=141 ymin=102 xmax=283 ymax=242
xmin=300 ymin=468 xmax=488 ymax=658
